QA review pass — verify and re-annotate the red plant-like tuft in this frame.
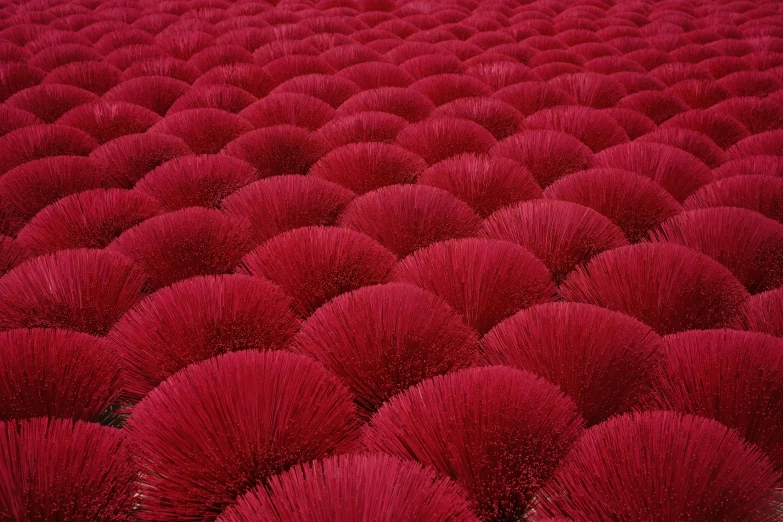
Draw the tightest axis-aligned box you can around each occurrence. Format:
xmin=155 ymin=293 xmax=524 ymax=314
xmin=545 ymin=168 xmax=682 ymax=242
xmin=262 ymin=55 xmax=336 ymax=85
xmin=733 ymin=287 xmax=783 ymax=338
xmin=239 ymin=92 xmax=334 ymax=130
xmin=548 ymin=72 xmax=626 ymax=108
xmin=483 ymin=302 xmax=663 ymax=424
xmin=0 ymin=63 xmax=46 ymax=103
xmin=712 ymin=155 xmax=783 ymax=180
xmin=661 ymin=108 xmax=750 ymax=149
xmin=601 ymin=107 xmax=656 ymax=140
xmin=522 ymin=106 xmax=628 ymax=152
xmin=389 ymin=238 xmax=556 ymax=334
xmin=109 ymin=274 xmax=299 ymax=399
xmin=336 ymin=86 xmax=435 ymax=122
xmin=56 ymin=100 xmax=161 ymax=144
xmin=188 ymin=44 xmax=256 ymax=73
xmin=108 ymin=207 xmax=255 ymax=290
xmin=430 ymin=97 xmax=524 ymax=140
xmin=685 ymin=176 xmax=783 ymax=224
xmin=717 ymin=70 xmax=783 ymax=98
xmin=649 ymin=207 xmax=783 ymax=294
xmin=399 ymin=53 xmax=466 ymax=80
xmin=126 ymin=350 xmax=359 ymax=521
xmin=0 ymin=236 xmax=27 ymax=276
xmin=337 ymin=61 xmax=414 ymax=89
xmin=363 ymin=365 xmax=585 ymax=520
xmin=0 ymin=125 xmax=97 ymax=175
xmin=711 ymin=97 xmax=783 ymax=134
xmin=417 ymin=153 xmax=543 ymax=219
xmin=135 ymin=155 xmax=256 ymax=210
xmin=532 ymin=411 xmax=781 ymax=522
xmin=150 ymin=108 xmax=253 ymax=154
xmin=493 ymin=81 xmax=575 ymax=116
xmin=0 ymin=328 xmax=123 ymax=421
xmin=15 ymin=189 xmax=162 ymax=256
xmin=28 ymin=44 xmax=102 ymax=73
xmin=395 ymin=117 xmax=497 ymax=165
xmin=637 ymin=127 xmax=727 ymax=168
xmin=0 ymin=248 xmax=147 ymax=335
xmin=491 ymin=130 xmax=592 ymax=188
xmin=271 ymin=73 xmax=360 ymax=108
xmin=192 ymin=63 xmax=275 ymax=97
xmin=338 ymin=184 xmax=480 ymax=257
xmin=616 ymin=89 xmax=690 ymax=124
xmin=309 ymin=141 xmax=425 ymax=194
xmin=90 ymin=132 xmax=192 ymax=188
xmin=0 ymin=418 xmax=138 ymax=521
xmin=0 ymin=105 xmax=41 ymax=138
xmin=482 ymin=200 xmax=628 ymax=283
xmin=666 ymin=79 xmax=731 ymax=110
xmin=222 ymin=175 xmax=354 ymax=244
xmin=104 ymin=76 xmax=190 ymax=116
xmin=560 ymin=243 xmax=749 ymax=335
xmin=292 ymin=282 xmax=478 ymax=414
xmin=222 ymin=124 xmax=326 ymax=178
xmin=728 ymin=129 xmax=783 ymax=160
xmin=6 ymin=84 xmax=97 ymax=123
xmin=411 ymin=73 xmax=493 ymax=106
xmin=464 ymin=61 xmax=540 ymax=90
xmin=649 ymin=329 xmax=783 ymax=470
xmin=321 ymin=44 xmax=384 ymax=69
xmin=43 ymin=61 xmax=121 ymax=95
xmin=316 ymin=111 xmax=407 ymax=149
xmin=167 ymin=85 xmax=257 ymax=114
xmin=591 ymin=142 xmax=713 ymax=203
xmin=238 ymin=226 xmax=396 ymax=316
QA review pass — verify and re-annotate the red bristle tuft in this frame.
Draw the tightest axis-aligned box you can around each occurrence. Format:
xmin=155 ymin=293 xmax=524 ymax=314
xmin=637 ymin=127 xmax=727 ymax=168
xmin=684 ymin=176 xmax=783 ymax=224
xmin=544 ymin=168 xmax=682 ymax=243
xmin=728 ymin=129 xmax=783 ymax=160
xmin=649 ymin=329 xmax=783 ymax=471
xmin=733 ymin=286 xmax=783 ymax=338
xmin=712 ymin=155 xmax=783 ymax=180
xmin=609 ymin=71 xmax=666 ymax=94
xmin=661 ymin=108 xmax=750 ymax=149
xmin=262 ymin=55 xmax=336 ymax=85
xmin=616 ymin=90 xmax=689 ymax=124
xmin=650 ymin=64 xmax=712 ymax=87
xmin=253 ymin=41 xmax=319 ymax=69
xmin=0 ymin=328 xmax=122 ymax=421
xmin=222 ymin=124 xmax=326 ymax=178
xmin=43 ymin=61 xmax=121 ymax=95
xmin=15 ymin=189 xmax=162 ymax=256
xmin=6 ymin=84 xmax=97 ymax=123
xmin=150 ymin=108 xmax=253 ymax=154
xmin=649 ymin=207 xmax=783 ymax=294
xmin=103 ymin=76 xmax=190 ymax=116
xmin=389 ymin=237 xmax=556 ymax=334
xmin=532 ymin=411 xmax=781 ymax=521
xmin=717 ymin=70 xmax=782 ymax=97
xmin=591 ymin=142 xmax=712 ymax=203
xmin=292 ymin=282 xmax=478 ymax=414
xmin=222 ymin=175 xmax=354 ymax=244
xmin=336 ymin=86 xmax=435 ymax=122
xmin=218 ymin=453 xmax=479 ymax=522
xmin=490 ymin=130 xmax=592 ymax=188
xmin=28 ymin=44 xmax=102 ymax=73
xmin=482 ymin=302 xmax=663 ymax=424
xmin=396 ymin=117 xmax=497 ymax=165
xmin=666 ymin=79 xmax=731 ymax=109
xmin=599 ymin=107 xmax=655 ymax=140
xmin=104 ymin=45 xmax=168 ymax=71
xmin=188 ymin=44 xmax=255 ymax=73
xmin=0 ymin=106 xmax=41 ymax=138
xmin=0 ymin=248 xmax=147 ymax=334
xmin=167 ymin=84 xmax=257 ymax=114
xmin=156 ymin=31 xmax=215 ymax=61
xmin=493 ymin=81 xmax=576 ymax=116
xmin=711 ymin=97 xmax=783 ymax=134
xmin=0 ymin=63 xmax=46 ymax=103
xmin=429 ymin=97 xmax=523 ymax=141
xmin=0 ymin=125 xmax=97 ymax=175
xmin=521 ymin=106 xmax=628 ymax=152
xmin=417 ymin=153 xmax=543 ymax=219
xmin=315 ymin=111 xmax=407 ymax=149
xmin=93 ymin=27 xmax=155 ymax=54
xmin=481 ymin=199 xmax=628 ymax=283
xmin=336 ymin=61 xmax=414 ymax=89
xmin=270 ymin=73 xmax=360 ymax=108
xmin=0 ymin=418 xmax=138 ymax=521
xmin=126 ymin=350 xmax=359 ymax=521
xmin=362 ymin=365 xmax=585 ymax=520
xmin=56 ymin=100 xmax=161 ymax=144
xmin=239 ymin=92 xmax=334 ymax=130
xmin=192 ymin=63 xmax=275 ymax=98
xmin=321 ymin=44 xmax=385 ymax=69
xmin=533 ymin=62 xmax=585 ymax=81
xmin=135 ymin=154 xmax=256 ymax=210
xmin=464 ymin=61 xmax=540 ymax=90
xmin=90 ymin=132 xmax=192 ymax=188
xmin=548 ymin=72 xmax=626 ymax=108
xmin=411 ymin=73 xmax=492 ymax=106
xmin=338 ymin=184 xmax=480 ymax=257
xmin=108 ymin=207 xmax=255 ymax=290
xmin=0 ymin=235 xmax=28 ymax=276
xmin=398 ymin=53 xmax=466 ymax=80
xmin=109 ymin=274 xmax=299 ymax=399
xmin=559 ymin=243 xmax=749 ymax=335
xmin=238 ymin=226 xmax=396 ymax=316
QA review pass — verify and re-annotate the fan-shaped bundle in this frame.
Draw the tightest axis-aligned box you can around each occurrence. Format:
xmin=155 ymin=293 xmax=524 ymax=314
xmin=56 ymin=100 xmax=161 ymax=144
xmin=481 ymin=199 xmax=628 ymax=284
xmin=616 ymin=90 xmax=689 ymax=124
xmin=316 ymin=111 xmax=407 ymax=150
xmin=192 ymin=63 xmax=275 ymax=98
xmin=482 ymin=302 xmax=663 ymax=425
xmin=222 ymin=124 xmax=326 ymax=178
xmin=0 ymin=125 xmax=97 ymax=175
xmin=222 ymin=175 xmax=354 ymax=244
xmin=560 ymin=243 xmax=749 ymax=335
xmin=292 ymin=282 xmax=477 ymax=414
xmin=395 ymin=117 xmax=497 ymax=165
xmin=270 ymin=73 xmax=360 ymax=108
xmin=734 ymin=287 xmax=783 ymax=338
xmin=219 ymin=453 xmax=479 ymax=522
xmin=389 ymin=238 xmax=556 ymax=334
xmin=135 ymin=155 xmax=257 ymax=210
xmin=0 ymin=328 xmax=122 ymax=421
xmin=591 ymin=142 xmax=713 ymax=203
xmin=15 ymin=189 xmax=161 ymax=256
xmin=548 ymin=72 xmax=626 ymax=108
xmin=601 ymin=107 xmax=656 ymax=140
xmin=150 ymin=108 xmax=253 ymax=154
xmin=728 ymin=129 xmax=783 ymax=160
xmin=531 ymin=411 xmax=781 ymax=521
xmin=649 ymin=207 xmax=783 ymax=294
xmin=638 ymin=127 xmax=728 ymax=169
xmin=338 ymin=185 xmax=480 ymax=258
xmin=649 ymin=329 xmax=783 ymax=471
xmin=417 ymin=154 xmax=543 ymax=219
xmin=429 ymin=97 xmax=524 ymax=141
xmin=684 ymin=176 xmax=783 ymax=224
xmin=109 ymin=274 xmax=299 ymax=399
xmin=712 ymin=97 xmax=783 ymax=135
xmin=544 ymin=169 xmax=682 ymax=243
xmin=336 ymin=87 xmax=435 ymax=122
xmin=309 ymin=141 xmax=426 ymax=194
xmin=363 ymin=365 xmax=584 ymax=521
xmin=0 ymin=62 xmax=46 ymax=103
xmin=493 ymin=81 xmax=575 ymax=117
xmin=166 ymin=85 xmax=257 ymax=114
xmin=521 ymin=106 xmax=628 ymax=153
xmin=103 ymin=76 xmax=190 ymax=116
xmin=126 ymin=350 xmax=359 ymax=521
xmin=0 ymin=236 xmax=27 ymax=277
xmin=6 ymin=84 xmax=97 ymax=123
xmin=43 ymin=61 xmax=121 ymax=96
xmin=238 ymin=92 xmax=334 ymax=130
xmin=0 ymin=418 xmax=138 ymax=521
xmin=107 ymin=207 xmax=255 ymax=290
xmin=0 ymin=106 xmax=41 ymax=138
xmin=490 ymin=130 xmax=592 ymax=188
xmin=713 ymin=155 xmax=783 ymax=180
xmin=660 ymin=108 xmax=750 ymax=149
